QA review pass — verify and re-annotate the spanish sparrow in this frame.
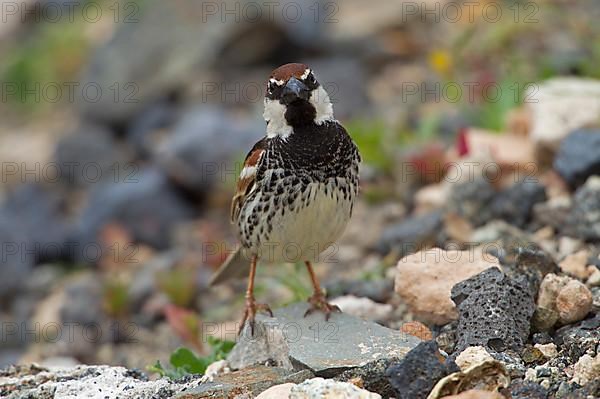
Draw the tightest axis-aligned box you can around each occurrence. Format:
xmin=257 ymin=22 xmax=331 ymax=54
xmin=217 ymin=63 xmax=360 ymax=333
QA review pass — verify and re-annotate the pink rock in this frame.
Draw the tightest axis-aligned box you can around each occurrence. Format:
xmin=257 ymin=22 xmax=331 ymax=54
xmin=395 ymin=248 xmax=499 ymax=325
xmin=556 ymin=280 xmax=593 ymax=324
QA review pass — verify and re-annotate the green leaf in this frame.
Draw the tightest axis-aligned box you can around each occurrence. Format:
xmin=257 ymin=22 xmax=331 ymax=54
xmin=149 ymin=339 xmax=236 ymax=379
xmin=169 ymin=347 xmax=209 ymax=375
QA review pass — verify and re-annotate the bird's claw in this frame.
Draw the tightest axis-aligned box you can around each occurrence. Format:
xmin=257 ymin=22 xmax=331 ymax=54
xmin=238 ymin=297 xmax=273 ymax=336
xmin=304 ymin=293 xmax=341 ymax=321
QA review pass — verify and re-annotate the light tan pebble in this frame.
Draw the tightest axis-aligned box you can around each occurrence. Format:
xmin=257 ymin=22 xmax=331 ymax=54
xmin=586 ymin=267 xmax=600 ymax=287
xmin=533 ymin=226 xmax=554 ymax=241
xmin=256 ymin=383 xmax=295 ymax=399
xmin=455 ymin=346 xmax=494 ymax=371
xmin=525 ymin=368 xmax=536 ymax=381
xmin=200 ymin=360 xmax=230 ymax=383
xmin=559 ymin=249 xmax=592 ymax=280
xmin=534 ymin=343 xmax=558 ymax=359
xmin=571 ymin=354 xmax=600 ymax=386
xmin=558 ymin=236 xmax=583 ymax=259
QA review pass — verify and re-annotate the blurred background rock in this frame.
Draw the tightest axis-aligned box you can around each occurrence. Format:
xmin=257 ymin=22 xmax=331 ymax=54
xmin=1 ymin=0 xmax=600 ymax=383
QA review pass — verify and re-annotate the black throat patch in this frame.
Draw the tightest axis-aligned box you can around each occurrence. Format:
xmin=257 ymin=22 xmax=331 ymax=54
xmin=284 ymin=99 xmax=317 ymax=127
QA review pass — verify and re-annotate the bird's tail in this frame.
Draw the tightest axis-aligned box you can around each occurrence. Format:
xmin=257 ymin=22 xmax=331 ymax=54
xmin=208 ymin=245 xmax=251 ymax=286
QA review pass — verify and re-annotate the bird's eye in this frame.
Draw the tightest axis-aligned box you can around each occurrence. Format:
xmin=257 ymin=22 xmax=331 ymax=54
xmin=305 ymin=73 xmax=317 ymax=87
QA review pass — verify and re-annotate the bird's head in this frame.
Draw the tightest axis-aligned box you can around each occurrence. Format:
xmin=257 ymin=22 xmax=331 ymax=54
xmin=263 ymin=63 xmax=334 ymax=138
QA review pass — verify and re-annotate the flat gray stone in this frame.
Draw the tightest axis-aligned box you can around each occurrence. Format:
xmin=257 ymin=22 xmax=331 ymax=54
xmin=234 ymin=302 xmax=421 ymax=377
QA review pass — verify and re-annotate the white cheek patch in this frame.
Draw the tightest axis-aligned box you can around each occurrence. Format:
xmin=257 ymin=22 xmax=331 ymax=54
xmin=301 ymin=68 xmax=311 ymax=80
xmin=269 ymin=78 xmax=284 ymax=86
xmin=310 ymin=85 xmax=335 ymax=125
xmin=263 ymin=98 xmax=293 ymax=139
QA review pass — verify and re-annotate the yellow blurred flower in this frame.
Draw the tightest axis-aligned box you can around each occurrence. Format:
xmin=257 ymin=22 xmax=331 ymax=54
xmin=429 ymin=49 xmax=453 ymax=77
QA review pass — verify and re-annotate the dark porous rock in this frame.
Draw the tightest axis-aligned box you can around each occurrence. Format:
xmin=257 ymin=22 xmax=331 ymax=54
xmin=553 ymin=313 xmax=600 ymax=361
xmin=451 ymin=267 xmax=535 ymax=353
xmin=74 ymin=168 xmax=195 ymax=261
xmin=385 ymin=340 xmax=459 ymax=399
xmin=448 ymin=178 xmax=496 ymax=227
xmin=154 ymin=106 xmax=262 ymax=197
xmin=564 ymin=176 xmax=600 ymax=241
xmin=513 ymin=248 xmax=560 ymax=299
xmin=554 ymin=129 xmax=600 ymax=189
xmin=509 ymin=379 xmax=549 ymax=399
xmin=336 ymin=357 xmax=400 ymax=398
xmin=1 ymin=183 xmax=70 ymax=263
xmin=490 ymin=180 xmax=547 ymax=228
xmin=53 ymin=125 xmax=130 ymax=188
xmin=376 ymin=210 xmax=442 ymax=256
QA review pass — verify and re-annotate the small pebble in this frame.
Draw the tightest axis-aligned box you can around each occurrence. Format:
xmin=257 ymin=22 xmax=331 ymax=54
xmin=399 ymin=321 xmax=432 ymax=341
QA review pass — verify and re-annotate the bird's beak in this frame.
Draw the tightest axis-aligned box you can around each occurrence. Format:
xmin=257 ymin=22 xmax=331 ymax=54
xmin=281 ymin=77 xmax=310 ymax=104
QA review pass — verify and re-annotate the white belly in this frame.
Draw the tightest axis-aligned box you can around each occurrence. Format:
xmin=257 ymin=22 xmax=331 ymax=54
xmin=249 ymin=180 xmax=354 ymax=263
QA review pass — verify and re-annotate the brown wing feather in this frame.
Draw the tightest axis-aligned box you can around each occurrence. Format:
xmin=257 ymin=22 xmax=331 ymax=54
xmin=230 ymin=139 xmax=267 ymax=223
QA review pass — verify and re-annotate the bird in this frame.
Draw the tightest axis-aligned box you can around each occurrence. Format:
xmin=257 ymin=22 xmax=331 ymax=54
xmin=213 ymin=63 xmax=360 ymax=334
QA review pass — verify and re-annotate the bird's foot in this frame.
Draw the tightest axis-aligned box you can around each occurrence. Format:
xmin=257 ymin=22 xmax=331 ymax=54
xmin=304 ymin=293 xmax=341 ymax=321
xmin=238 ymin=296 xmax=273 ymax=336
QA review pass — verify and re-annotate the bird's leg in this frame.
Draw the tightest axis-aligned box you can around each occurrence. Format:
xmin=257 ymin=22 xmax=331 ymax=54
xmin=238 ymin=255 xmax=273 ymax=335
xmin=303 ymin=261 xmax=340 ymax=320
